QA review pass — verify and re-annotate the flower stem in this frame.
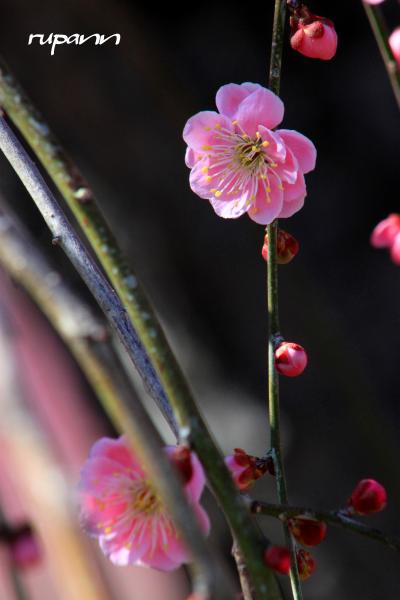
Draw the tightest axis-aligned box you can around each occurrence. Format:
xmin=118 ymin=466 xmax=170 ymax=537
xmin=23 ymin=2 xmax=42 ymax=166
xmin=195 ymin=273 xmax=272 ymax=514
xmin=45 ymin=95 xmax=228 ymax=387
xmin=0 ymin=112 xmax=282 ymax=600
xmin=363 ymin=2 xmax=400 ymax=109
xmin=267 ymin=2 xmax=303 ymax=599
xmin=251 ymin=500 xmax=400 ymax=553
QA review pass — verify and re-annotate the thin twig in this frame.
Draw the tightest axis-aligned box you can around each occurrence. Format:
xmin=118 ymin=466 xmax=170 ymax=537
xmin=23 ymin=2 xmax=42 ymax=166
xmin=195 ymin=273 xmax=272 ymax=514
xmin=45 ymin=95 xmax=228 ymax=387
xmin=266 ymin=2 xmax=303 ymax=599
xmin=0 ymin=60 xmax=284 ymax=600
xmin=0 ymin=134 xmax=235 ymax=600
xmin=251 ymin=501 xmax=400 ymax=553
xmin=363 ymin=2 xmax=400 ymax=109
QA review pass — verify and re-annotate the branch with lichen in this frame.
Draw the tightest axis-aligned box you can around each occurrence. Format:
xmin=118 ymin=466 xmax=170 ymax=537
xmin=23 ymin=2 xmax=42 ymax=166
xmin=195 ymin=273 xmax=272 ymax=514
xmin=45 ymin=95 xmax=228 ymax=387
xmin=0 ymin=112 xmax=283 ymax=599
xmin=266 ymin=2 xmax=303 ymax=599
xmin=251 ymin=500 xmax=400 ymax=553
xmin=363 ymin=2 xmax=400 ymax=109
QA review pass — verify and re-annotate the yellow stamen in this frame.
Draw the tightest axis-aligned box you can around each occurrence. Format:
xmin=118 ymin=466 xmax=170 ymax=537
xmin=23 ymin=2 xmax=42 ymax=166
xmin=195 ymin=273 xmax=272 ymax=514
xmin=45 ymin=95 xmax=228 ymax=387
xmin=262 ymin=141 xmax=270 ymax=147
xmin=205 ymin=176 xmax=212 ymax=182
xmin=202 ymin=145 xmax=212 ymax=151
xmin=214 ymin=190 xmax=222 ymax=198
xmin=201 ymin=166 xmax=208 ymax=173
xmin=214 ymin=123 xmax=222 ymax=129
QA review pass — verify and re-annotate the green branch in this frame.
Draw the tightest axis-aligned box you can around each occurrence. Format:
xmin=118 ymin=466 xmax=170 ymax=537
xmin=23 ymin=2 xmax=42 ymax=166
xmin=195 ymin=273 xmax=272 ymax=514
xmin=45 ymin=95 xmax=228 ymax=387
xmin=0 ymin=68 xmax=282 ymax=599
xmin=266 ymin=2 xmax=303 ymax=599
xmin=363 ymin=3 xmax=400 ymax=109
xmin=252 ymin=500 xmax=400 ymax=552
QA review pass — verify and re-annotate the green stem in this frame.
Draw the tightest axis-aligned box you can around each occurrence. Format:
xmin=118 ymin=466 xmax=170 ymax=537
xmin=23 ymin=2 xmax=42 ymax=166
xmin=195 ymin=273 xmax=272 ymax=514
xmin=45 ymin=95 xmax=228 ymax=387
xmin=267 ymin=2 xmax=303 ymax=599
xmin=0 ymin=64 xmax=282 ymax=600
xmin=252 ymin=501 xmax=400 ymax=553
xmin=363 ymin=3 xmax=400 ymax=109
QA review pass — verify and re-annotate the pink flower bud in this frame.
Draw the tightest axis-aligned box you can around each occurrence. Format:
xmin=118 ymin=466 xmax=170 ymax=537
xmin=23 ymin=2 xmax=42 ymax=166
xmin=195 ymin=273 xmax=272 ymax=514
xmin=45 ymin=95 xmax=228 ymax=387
xmin=390 ymin=233 xmax=400 ymax=265
xmin=170 ymin=445 xmax=193 ymax=485
xmin=262 ymin=229 xmax=299 ymax=265
xmin=348 ymin=479 xmax=387 ymax=515
xmin=296 ymin=549 xmax=316 ymax=581
xmin=289 ymin=517 xmax=327 ymax=547
xmin=290 ymin=14 xmax=337 ymax=60
xmin=9 ymin=525 xmax=42 ymax=569
xmin=225 ymin=448 xmax=268 ymax=491
xmin=264 ymin=545 xmax=291 ymax=575
xmin=389 ymin=27 xmax=400 ymax=67
xmin=371 ymin=214 xmax=400 ymax=248
xmin=275 ymin=342 xmax=308 ymax=377
xmin=364 ymin=0 xmax=385 ymax=4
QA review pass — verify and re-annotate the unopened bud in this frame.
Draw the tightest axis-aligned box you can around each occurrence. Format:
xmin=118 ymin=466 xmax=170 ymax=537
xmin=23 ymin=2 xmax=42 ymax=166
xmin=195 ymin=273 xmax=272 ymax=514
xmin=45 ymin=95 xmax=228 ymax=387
xmin=290 ymin=11 xmax=337 ymax=60
xmin=262 ymin=229 xmax=299 ymax=265
xmin=170 ymin=446 xmax=193 ymax=485
xmin=389 ymin=27 xmax=400 ymax=67
xmin=289 ymin=517 xmax=327 ymax=547
xmin=348 ymin=479 xmax=387 ymax=515
xmin=275 ymin=342 xmax=308 ymax=377
xmin=9 ymin=524 xmax=42 ymax=569
xmin=264 ymin=545 xmax=291 ymax=575
xmin=225 ymin=448 xmax=268 ymax=492
xmin=296 ymin=549 xmax=316 ymax=581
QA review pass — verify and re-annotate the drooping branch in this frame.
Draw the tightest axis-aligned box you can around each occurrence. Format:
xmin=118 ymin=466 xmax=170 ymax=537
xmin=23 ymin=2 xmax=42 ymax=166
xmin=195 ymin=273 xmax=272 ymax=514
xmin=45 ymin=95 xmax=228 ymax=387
xmin=0 ymin=130 xmax=236 ymax=600
xmin=0 ymin=112 xmax=282 ymax=599
xmin=251 ymin=500 xmax=400 ymax=553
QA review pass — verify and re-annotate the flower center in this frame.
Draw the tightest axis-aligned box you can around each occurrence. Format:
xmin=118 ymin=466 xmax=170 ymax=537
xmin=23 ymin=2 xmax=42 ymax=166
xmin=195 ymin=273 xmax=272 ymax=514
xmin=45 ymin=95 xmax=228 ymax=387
xmin=132 ymin=482 xmax=160 ymax=515
xmin=234 ymin=136 xmax=266 ymax=171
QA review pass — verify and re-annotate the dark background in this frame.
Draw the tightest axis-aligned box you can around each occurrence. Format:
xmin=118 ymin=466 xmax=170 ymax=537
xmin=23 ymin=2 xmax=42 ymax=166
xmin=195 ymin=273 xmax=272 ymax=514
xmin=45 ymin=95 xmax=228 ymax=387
xmin=1 ymin=1 xmax=399 ymax=598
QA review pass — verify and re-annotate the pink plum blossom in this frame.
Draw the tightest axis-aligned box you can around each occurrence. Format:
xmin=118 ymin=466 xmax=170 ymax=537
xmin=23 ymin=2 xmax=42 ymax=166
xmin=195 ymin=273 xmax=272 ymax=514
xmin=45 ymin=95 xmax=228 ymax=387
xmin=79 ymin=436 xmax=210 ymax=570
xmin=183 ymin=83 xmax=316 ymax=225
xmin=363 ymin=0 xmax=385 ymax=4
xmin=389 ymin=27 xmax=400 ymax=67
xmin=290 ymin=17 xmax=338 ymax=60
xmin=371 ymin=214 xmax=400 ymax=265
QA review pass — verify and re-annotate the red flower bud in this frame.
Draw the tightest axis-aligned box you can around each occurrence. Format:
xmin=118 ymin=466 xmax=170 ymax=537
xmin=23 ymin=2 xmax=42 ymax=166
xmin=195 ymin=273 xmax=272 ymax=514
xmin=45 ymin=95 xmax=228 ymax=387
xmin=275 ymin=342 xmax=308 ymax=377
xmin=225 ymin=448 xmax=268 ymax=492
xmin=170 ymin=446 xmax=193 ymax=485
xmin=262 ymin=229 xmax=299 ymax=265
xmin=289 ymin=517 xmax=327 ymax=547
xmin=348 ymin=479 xmax=387 ymax=515
xmin=9 ymin=525 xmax=42 ymax=569
xmin=296 ymin=549 xmax=316 ymax=581
xmin=264 ymin=545 xmax=291 ymax=575
xmin=290 ymin=12 xmax=337 ymax=60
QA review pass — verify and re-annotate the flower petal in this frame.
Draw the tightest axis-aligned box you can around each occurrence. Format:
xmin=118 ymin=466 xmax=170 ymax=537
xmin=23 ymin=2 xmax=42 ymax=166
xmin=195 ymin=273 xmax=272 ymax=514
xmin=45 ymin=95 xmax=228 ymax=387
xmin=209 ymin=196 xmax=249 ymax=219
xmin=282 ymin=171 xmax=306 ymax=203
xmin=277 ymin=130 xmax=317 ymax=173
xmin=215 ymin=82 xmax=261 ymax=119
xmin=89 ymin=436 xmax=138 ymax=471
xmin=258 ymin=126 xmax=286 ymax=162
xmin=99 ymin=524 xmax=151 ymax=566
xmin=247 ymin=172 xmax=283 ymax=224
xmin=279 ymin=194 xmax=306 ymax=218
xmin=189 ymin=158 xmax=214 ymax=199
xmin=273 ymin=147 xmax=299 ymax=185
xmin=236 ymin=88 xmax=284 ymax=136
xmin=183 ymin=111 xmax=232 ymax=151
